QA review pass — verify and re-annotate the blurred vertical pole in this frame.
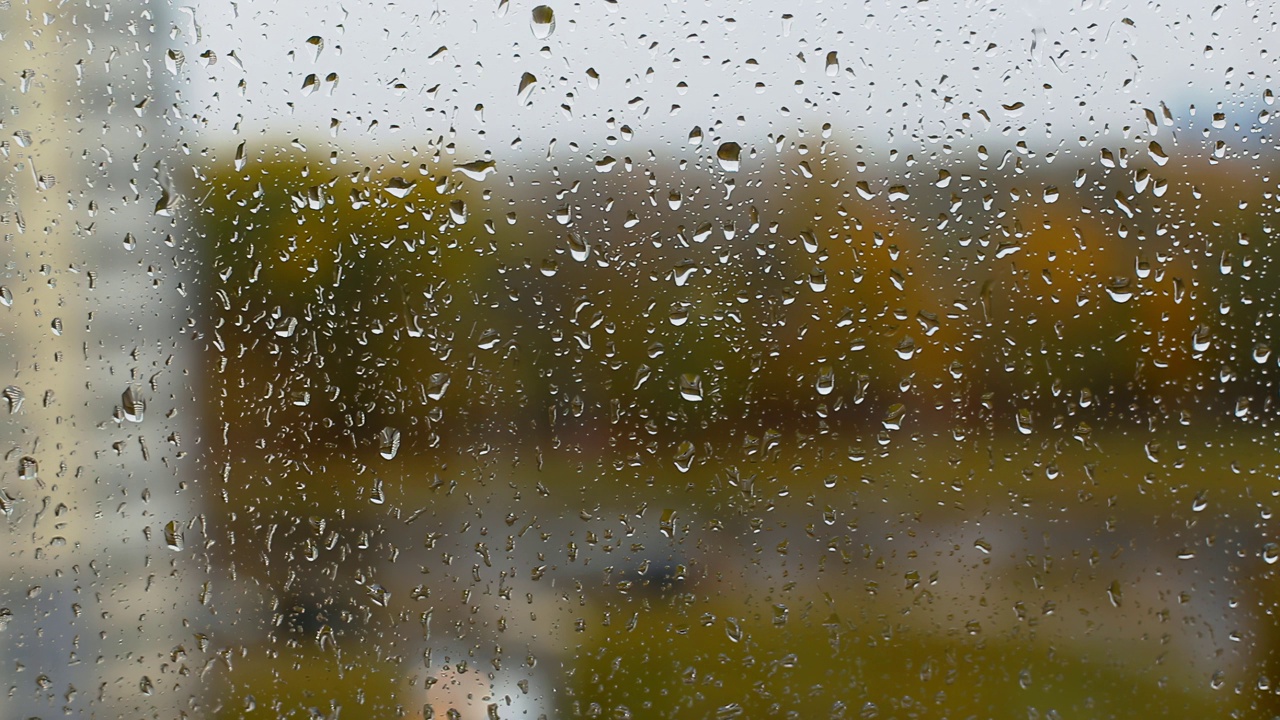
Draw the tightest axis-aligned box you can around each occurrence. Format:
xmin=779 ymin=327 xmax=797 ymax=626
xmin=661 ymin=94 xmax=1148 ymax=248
xmin=0 ymin=0 xmax=198 ymax=716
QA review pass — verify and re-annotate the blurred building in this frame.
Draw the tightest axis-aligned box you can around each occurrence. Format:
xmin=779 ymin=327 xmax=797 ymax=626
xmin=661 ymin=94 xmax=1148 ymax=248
xmin=0 ymin=0 xmax=200 ymax=716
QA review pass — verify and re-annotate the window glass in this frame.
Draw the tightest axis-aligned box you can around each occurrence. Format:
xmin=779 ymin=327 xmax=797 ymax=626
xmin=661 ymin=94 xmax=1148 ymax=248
xmin=3 ymin=1 xmax=1279 ymax=718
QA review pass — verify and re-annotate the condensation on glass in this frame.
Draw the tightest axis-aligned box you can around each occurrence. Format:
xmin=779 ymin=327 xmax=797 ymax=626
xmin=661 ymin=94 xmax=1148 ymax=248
xmin=2 ymin=1 xmax=1278 ymax=718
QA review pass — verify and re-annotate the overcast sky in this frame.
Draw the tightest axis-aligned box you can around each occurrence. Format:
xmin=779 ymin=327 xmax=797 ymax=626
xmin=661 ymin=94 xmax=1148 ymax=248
xmin=183 ymin=0 xmax=1277 ymax=161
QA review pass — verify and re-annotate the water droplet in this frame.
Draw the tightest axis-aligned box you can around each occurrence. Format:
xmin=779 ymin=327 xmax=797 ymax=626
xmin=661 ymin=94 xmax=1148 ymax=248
xmin=1192 ymin=490 xmax=1208 ymax=512
xmin=366 ymin=583 xmax=391 ymax=607
xmin=1073 ymin=421 xmax=1093 ymax=446
xmin=449 ymin=199 xmax=468 ymax=224
xmin=1104 ymin=278 xmax=1133 ymax=303
xmin=995 ymin=242 xmax=1021 ymax=259
xmin=3 ymin=386 xmax=24 ymax=414
xmin=477 ymin=328 xmax=501 ymax=350
xmin=122 ymin=386 xmax=145 ymax=423
xmin=1042 ymin=185 xmax=1059 ymax=203
xmin=882 ymin=403 xmax=906 ymax=431
xmin=824 ymin=51 xmax=839 ymax=76
xmin=1192 ymin=325 xmax=1212 ymax=353
xmin=1264 ymin=543 xmax=1280 ymax=565
xmin=378 ymin=427 xmax=401 ymax=460
xmin=815 ymin=365 xmax=835 ymax=396
xmin=1135 ymin=257 xmax=1151 ymax=279
xmin=567 ymin=233 xmax=590 ymax=262
xmin=659 ymin=508 xmax=676 ymax=538
xmin=1107 ymin=580 xmax=1123 ymax=607
xmin=716 ymin=142 xmax=742 ymax=172
xmin=679 ymin=374 xmax=703 ymax=402
xmin=672 ymin=260 xmax=697 ymax=286
xmin=808 ymin=268 xmax=827 ymax=292
xmin=894 ymin=336 xmax=916 ymax=360
xmin=1148 ymin=140 xmax=1169 ymax=166
xmin=974 ymin=538 xmax=992 ymax=554
xmin=305 ymin=35 xmax=324 ymax=60
xmin=0 ymin=287 xmax=11 ymax=307
xmin=518 ymin=72 xmax=538 ymax=103
xmin=18 ymin=456 xmax=38 ymax=482
xmin=274 ymin=316 xmax=297 ymax=338
xmin=530 ymin=5 xmax=555 ymax=39
xmin=1031 ymin=26 xmax=1047 ymax=64
xmin=724 ymin=617 xmax=743 ymax=643
xmin=384 ymin=177 xmax=416 ymax=199
xmin=799 ymin=230 xmax=819 ymax=253
xmin=673 ymin=440 xmax=696 ymax=473
xmin=1015 ymin=408 xmax=1033 ymax=435
xmin=453 ymin=159 xmax=496 ymax=181
xmin=425 ymin=372 xmax=450 ymax=401
xmin=1235 ymin=397 xmax=1251 ymax=419
xmin=668 ymin=305 xmax=689 ymax=326
xmin=164 ymin=520 xmax=184 ymax=551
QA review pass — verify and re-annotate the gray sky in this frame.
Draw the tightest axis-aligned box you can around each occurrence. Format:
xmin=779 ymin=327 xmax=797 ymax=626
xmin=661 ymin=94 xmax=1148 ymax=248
xmin=184 ymin=0 xmax=1276 ymax=161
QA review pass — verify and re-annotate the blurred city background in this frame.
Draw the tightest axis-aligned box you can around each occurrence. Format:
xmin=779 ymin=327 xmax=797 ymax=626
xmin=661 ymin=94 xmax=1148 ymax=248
xmin=3 ymin=0 xmax=1280 ymax=718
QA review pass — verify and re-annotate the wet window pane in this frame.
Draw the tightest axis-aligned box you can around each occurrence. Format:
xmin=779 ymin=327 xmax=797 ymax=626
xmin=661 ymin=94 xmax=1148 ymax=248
xmin=4 ymin=1 xmax=1279 ymax=717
